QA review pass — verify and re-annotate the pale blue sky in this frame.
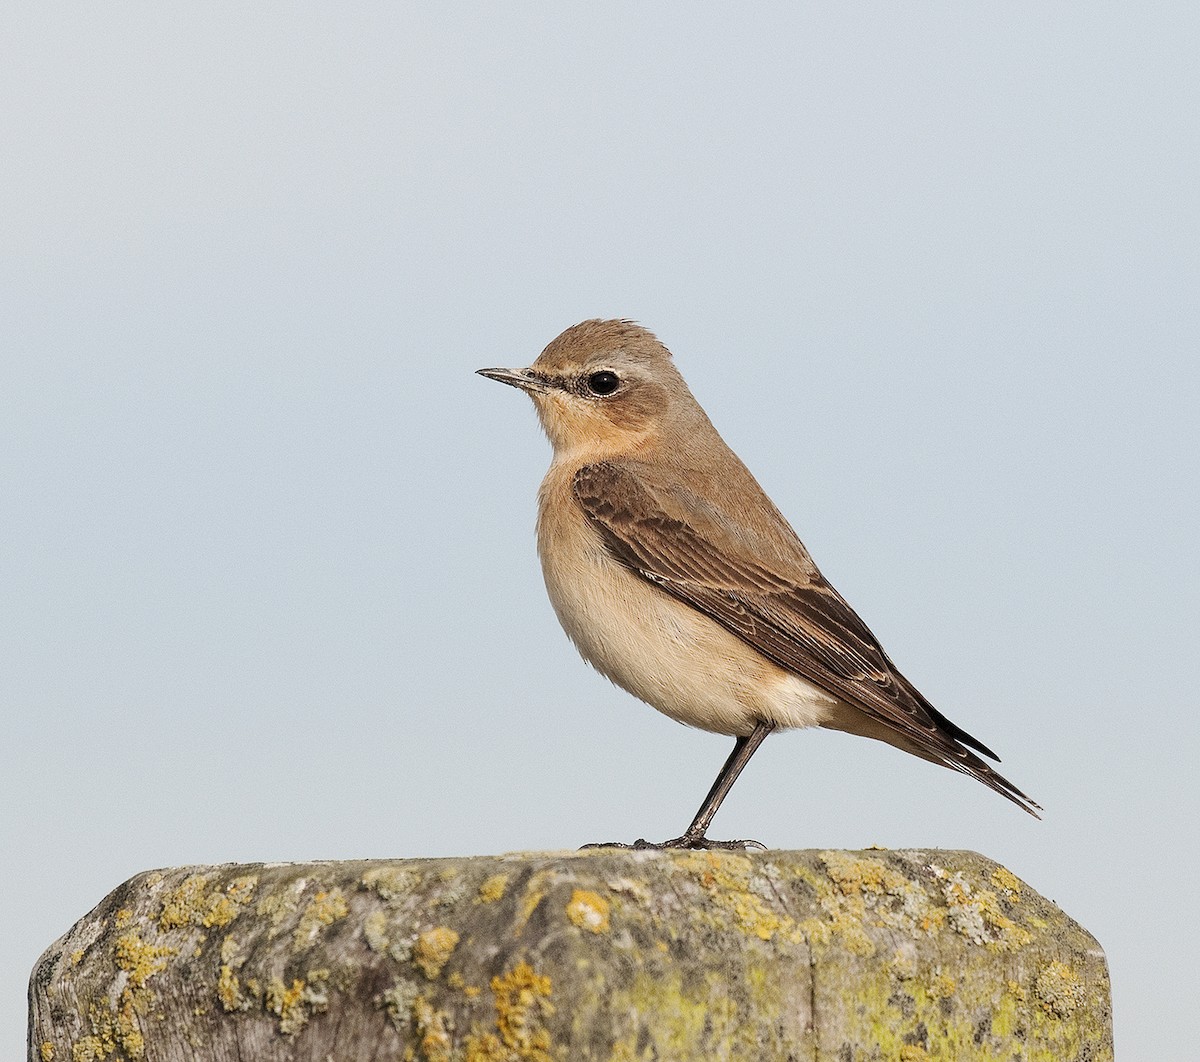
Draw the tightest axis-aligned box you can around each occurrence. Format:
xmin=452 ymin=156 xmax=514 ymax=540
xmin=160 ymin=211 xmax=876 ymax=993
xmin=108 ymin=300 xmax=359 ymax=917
xmin=3 ymin=4 xmax=1197 ymax=1057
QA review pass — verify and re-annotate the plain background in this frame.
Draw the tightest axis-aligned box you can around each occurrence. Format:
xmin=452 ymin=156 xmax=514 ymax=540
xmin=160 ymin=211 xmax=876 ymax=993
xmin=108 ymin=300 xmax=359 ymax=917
xmin=3 ymin=4 xmax=1197 ymax=1057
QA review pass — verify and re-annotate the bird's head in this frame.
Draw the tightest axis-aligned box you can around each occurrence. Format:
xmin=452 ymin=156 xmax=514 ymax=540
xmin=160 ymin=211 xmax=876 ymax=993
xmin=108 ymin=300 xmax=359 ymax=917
xmin=478 ymin=319 xmax=700 ymax=460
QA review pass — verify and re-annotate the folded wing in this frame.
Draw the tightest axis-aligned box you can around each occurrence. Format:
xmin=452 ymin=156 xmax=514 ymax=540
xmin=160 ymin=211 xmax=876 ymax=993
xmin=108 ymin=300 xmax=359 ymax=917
xmin=573 ymin=460 xmax=1040 ymax=817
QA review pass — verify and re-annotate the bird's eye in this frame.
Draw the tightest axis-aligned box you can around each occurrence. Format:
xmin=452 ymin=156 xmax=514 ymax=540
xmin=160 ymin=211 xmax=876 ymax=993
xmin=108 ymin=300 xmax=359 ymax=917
xmin=586 ymin=370 xmax=620 ymax=396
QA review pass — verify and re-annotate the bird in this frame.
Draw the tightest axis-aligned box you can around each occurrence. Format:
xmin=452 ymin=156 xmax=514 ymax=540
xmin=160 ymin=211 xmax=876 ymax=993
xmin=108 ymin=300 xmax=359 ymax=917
xmin=478 ymin=319 xmax=1039 ymax=849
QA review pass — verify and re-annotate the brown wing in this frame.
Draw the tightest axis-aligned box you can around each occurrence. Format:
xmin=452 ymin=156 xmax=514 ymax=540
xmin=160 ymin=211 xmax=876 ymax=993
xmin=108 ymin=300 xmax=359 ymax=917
xmin=573 ymin=460 xmax=1040 ymax=817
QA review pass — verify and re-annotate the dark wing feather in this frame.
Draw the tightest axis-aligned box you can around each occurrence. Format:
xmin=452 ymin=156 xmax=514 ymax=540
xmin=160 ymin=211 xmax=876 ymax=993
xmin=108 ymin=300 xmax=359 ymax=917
xmin=573 ymin=461 xmax=1040 ymax=817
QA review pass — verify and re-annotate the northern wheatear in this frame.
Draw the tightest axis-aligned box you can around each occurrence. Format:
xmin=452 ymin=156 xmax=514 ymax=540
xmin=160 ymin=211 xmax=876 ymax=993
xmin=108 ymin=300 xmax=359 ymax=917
xmin=479 ymin=319 xmax=1038 ymax=848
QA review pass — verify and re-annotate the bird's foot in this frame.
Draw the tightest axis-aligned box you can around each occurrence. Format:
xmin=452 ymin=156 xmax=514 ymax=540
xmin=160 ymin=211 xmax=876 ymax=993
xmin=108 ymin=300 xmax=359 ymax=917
xmin=581 ymin=833 xmax=767 ymax=852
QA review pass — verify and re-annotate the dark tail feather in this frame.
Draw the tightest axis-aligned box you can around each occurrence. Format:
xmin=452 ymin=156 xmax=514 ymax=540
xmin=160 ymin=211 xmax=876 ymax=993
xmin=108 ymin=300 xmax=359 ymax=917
xmin=887 ymin=667 xmax=1003 ymax=762
xmin=948 ymin=747 xmax=1042 ymax=819
xmin=926 ymin=703 xmax=1001 ymax=762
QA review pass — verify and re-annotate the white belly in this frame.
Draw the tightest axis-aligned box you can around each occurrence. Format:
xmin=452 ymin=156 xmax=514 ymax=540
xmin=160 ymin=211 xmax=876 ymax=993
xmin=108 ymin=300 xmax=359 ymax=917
xmin=536 ymin=475 xmax=838 ymax=737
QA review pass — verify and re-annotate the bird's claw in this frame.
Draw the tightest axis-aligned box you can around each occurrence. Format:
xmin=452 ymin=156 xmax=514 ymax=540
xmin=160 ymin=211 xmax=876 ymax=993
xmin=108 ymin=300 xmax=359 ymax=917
xmin=581 ymin=835 xmax=767 ymax=852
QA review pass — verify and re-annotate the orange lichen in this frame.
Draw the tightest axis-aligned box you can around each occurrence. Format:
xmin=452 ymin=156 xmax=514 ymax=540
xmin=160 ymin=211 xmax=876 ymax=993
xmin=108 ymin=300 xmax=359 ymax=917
xmin=293 ymin=888 xmax=349 ymax=950
xmin=565 ymin=889 xmax=610 ymax=934
xmin=412 ymin=995 xmax=454 ymax=1062
xmin=465 ymin=961 xmax=555 ymax=1061
xmin=414 ymin=927 xmax=460 ymax=979
xmin=477 ymin=874 xmax=509 ymax=904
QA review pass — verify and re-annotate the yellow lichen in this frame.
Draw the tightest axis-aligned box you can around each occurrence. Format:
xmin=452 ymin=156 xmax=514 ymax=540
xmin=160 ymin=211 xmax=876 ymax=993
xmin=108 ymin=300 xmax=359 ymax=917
xmin=680 ymin=852 xmax=796 ymax=942
xmin=265 ymin=978 xmax=307 ymax=1033
xmin=293 ymin=888 xmax=349 ymax=949
xmin=216 ymin=965 xmax=247 ymax=1012
xmin=604 ymin=967 xmax=745 ymax=1057
xmin=115 ymin=933 xmax=176 ymax=988
xmin=109 ymin=933 xmax=177 ymax=1059
xmin=930 ymin=973 xmax=957 ymax=998
xmin=158 ymin=874 xmax=257 ymax=931
xmin=114 ymin=909 xmax=133 ymax=929
xmin=263 ymin=970 xmax=329 ymax=1035
xmin=1035 ymin=960 xmax=1085 ymax=1018
xmin=219 ymin=935 xmax=240 ymax=963
xmin=71 ymin=1035 xmax=109 ymax=1062
xmin=362 ymin=866 xmax=421 ymax=901
xmin=414 ymin=926 xmax=460 ymax=979
xmin=824 ymin=851 xmax=910 ymax=897
xmin=478 ymin=873 xmax=509 ymax=904
xmin=798 ymin=853 xmax=918 ymax=954
xmin=158 ymin=876 xmax=210 ymax=930
xmin=465 ymin=961 xmax=555 ymax=1062
xmin=40 ymin=1042 xmax=55 ymax=1062
xmin=516 ymin=889 xmax=545 ymax=931
xmin=70 ymin=950 xmax=84 ymax=966
xmin=204 ymin=877 xmax=258 ymax=928
xmin=256 ymin=886 xmax=302 ymax=937
xmin=565 ymin=889 xmax=610 ymax=934
xmin=413 ymin=995 xmax=454 ymax=1062
xmin=990 ymin=866 xmax=1023 ymax=902
xmin=71 ymin=1005 xmax=117 ymax=1062
xmin=444 ymin=970 xmax=482 ymax=1000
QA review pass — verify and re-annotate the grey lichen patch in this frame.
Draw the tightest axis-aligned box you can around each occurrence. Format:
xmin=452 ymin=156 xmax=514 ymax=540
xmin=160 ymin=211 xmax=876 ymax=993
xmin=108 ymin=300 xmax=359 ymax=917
xmin=363 ymin=910 xmax=390 ymax=953
xmin=381 ymin=977 xmax=423 ymax=1030
xmin=891 ymin=943 xmax=920 ymax=981
xmin=604 ymin=876 xmax=650 ymax=904
xmin=362 ymin=909 xmax=414 ymax=963
xmin=434 ymin=867 xmax=471 ymax=908
xmin=930 ymin=864 xmax=1031 ymax=950
xmin=256 ymin=877 xmax=309 ymax=939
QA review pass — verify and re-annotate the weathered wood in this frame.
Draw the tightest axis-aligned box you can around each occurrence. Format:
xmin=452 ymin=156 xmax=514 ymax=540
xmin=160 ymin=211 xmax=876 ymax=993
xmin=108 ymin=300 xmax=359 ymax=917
xmin=29 ymin=849 xmax=1112 ymax=1061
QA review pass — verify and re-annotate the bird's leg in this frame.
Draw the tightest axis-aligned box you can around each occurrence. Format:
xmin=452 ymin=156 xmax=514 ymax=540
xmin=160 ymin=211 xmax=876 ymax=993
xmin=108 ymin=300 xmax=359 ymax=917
xmin=582 ymin=721 xmax=775 ymax=851
xmin=663 ymin=720 xmax=775 ymax=849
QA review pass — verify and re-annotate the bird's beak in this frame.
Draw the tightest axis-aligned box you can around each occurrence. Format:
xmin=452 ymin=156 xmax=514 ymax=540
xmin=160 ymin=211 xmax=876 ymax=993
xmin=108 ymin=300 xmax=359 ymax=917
xmin=475 ymin=366 xmax=552 ymax=394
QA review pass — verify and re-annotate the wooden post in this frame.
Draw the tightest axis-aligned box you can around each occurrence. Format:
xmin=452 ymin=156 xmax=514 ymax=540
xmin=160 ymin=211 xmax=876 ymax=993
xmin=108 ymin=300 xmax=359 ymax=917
xmin=29 ymin=849 xmax=1112 ymax=1060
